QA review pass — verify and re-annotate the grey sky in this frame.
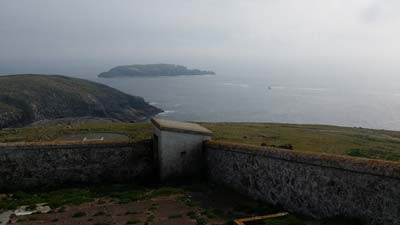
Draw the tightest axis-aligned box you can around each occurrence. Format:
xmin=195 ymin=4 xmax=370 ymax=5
xmin=1 ymin=0 xmax=400 ymax=76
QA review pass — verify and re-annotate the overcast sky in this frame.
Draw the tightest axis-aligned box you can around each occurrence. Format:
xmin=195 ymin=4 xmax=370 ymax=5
xmin=1 ymin=0 xmax=400 ymax=77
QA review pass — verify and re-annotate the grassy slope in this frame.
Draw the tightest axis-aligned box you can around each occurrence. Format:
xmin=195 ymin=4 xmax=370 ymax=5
xmin=1 ymin=122 xmax=400 ymax=161
xmin=0 ymin=74 xmax=161 ymax=128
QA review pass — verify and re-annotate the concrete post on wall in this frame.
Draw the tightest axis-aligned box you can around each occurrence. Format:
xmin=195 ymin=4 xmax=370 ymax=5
xmin=151 ymin=118 xmax=212 ymax=180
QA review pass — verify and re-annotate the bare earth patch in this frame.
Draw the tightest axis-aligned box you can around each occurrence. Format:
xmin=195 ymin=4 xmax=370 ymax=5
xmin=1 ymin=183 xmax=364 ymax=225
xmin=3 ymin=184 xmax=268 ymax=225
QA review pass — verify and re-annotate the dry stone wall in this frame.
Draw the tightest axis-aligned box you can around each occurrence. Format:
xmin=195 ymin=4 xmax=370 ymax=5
xmin=205 ymin=141 xmax=400 ymax=225
xmin=0 ymin=140 xmax=154 ymax=190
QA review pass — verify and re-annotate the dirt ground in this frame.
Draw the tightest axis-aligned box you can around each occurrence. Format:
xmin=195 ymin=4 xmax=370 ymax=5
xmin=4 ymin=186 xmax=275 ymax=225
xmin=1 ymin=183 xmax=364 ymax=225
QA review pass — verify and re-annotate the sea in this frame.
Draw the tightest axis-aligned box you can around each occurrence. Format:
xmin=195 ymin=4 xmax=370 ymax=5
xmin=91 ymin=72 xmax=400 ymax=131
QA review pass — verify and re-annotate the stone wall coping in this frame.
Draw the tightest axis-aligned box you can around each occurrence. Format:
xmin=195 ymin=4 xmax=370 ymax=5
xmin=151 ymin=118 xmax=212 ymax=136
xmin=0 ymin=140 xmax=133 ymax=150
xmin=205 ymin=141 xmax=400 ymax=179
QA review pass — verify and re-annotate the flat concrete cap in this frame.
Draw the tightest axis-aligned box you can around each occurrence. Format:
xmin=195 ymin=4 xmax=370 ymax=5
xmin=151 ymin=118 xmax=212 ymax=136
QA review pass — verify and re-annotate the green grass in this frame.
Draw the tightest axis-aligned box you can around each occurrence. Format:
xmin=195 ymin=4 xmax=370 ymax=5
xmin=0 ymin=122 xmax=151 ymax=143
xmin=0 ymin=183 xmax=183 ymax=211
xmin=0 ymin=188 xmax=94 ymax=210
xmin=1 ymin=121 xmax=400 ymax=161
xmin=201 ymin=122 xmax=400 ymax=161
xmin=0 ymin=74 xmax=161 ymax=128
xmin=0 ymin=181 xmax=365 ymax=225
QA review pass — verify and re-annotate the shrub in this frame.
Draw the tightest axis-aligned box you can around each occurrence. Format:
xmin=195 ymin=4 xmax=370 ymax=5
xmin=71 ymin=212 xmax=86 ymax=218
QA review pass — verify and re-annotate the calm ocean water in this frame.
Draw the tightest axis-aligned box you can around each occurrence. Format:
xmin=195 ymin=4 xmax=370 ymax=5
xmin=93 ymin=74 xmax=400 ymax=131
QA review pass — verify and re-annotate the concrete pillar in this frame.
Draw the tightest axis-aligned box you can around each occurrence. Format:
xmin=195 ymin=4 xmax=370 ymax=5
xmin=151 ymin=118 xmax=212 ymax=180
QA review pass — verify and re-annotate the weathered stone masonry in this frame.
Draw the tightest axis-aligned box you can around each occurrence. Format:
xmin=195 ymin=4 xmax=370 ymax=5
xmin=0 ymin=140 xmax=153 ymax=190
xmin=205 ymin=141 xmax=400 ymax=225
xmin=1 ymin=120 xmax=400 ymax=225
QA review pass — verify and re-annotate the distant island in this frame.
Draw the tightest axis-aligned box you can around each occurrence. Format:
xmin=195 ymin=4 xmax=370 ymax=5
xmin=98 ymin=64 xmax=215 ymax=78
xmin=0 ymin=74 xmax=162 ymax=128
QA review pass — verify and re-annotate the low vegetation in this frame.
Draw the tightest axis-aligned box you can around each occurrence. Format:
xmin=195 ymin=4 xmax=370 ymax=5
xmin=0 ymin=74 xmax=161 ymax=128
xmin=0 ymin=183 xmax=182 ymax=210
xmin=0 ymin=122 xmax=152 ymax=143
xmin=0 ymin=181 xmax=365 ymax=225
xmin=202 ymin=122 xmax=400 ymax=161
xmin=98 ymin=63 xmax=215 ymax=78
xmin=1 ymin=121 xmax=400 ymax=161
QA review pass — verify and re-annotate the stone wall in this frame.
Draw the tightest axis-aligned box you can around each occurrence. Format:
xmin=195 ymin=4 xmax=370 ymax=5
xmin=205 ymin=141 xmax=400 ymax=225
xmin=0 ymin=140 xmax=154 ymax=190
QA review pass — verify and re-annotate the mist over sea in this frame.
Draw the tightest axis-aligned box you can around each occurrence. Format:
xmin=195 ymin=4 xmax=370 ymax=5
xmin=2 ymin=61 xmax=400 ymax=131
xmin=90 ymin=70 xmax=400 ymax=131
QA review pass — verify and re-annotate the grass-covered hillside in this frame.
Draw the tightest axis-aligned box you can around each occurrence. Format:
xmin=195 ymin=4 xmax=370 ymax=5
xmin=98 ymin=63 xmax=215 ymax=77
xmin=0 ymin=74 xmax=161 ymax=128
xmin=1 ymin=122 xmax=400 ymax=162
